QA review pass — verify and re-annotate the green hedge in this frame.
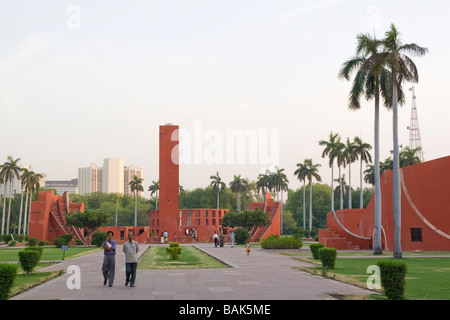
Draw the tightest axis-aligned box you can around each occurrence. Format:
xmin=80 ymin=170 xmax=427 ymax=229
xmin=18 ymin=250 xmax=40 ymax=274
xmin=318 ymin=247 xmax=337 ymax=269
xmin=0 ymin=264 xmax=18 ymax=300
xmin=234 ymin=228 xmax=250 ymax=245
xmin=377 ymin=260 xmax=408 ymax=300
xmin=310 ymin=243 xmax=324 ymax=259
xmin=24 ymin=246 xmax=43 ymax=261
xmin=91 ymin=232 xmax=107 ymax=247
xmin=261 ymin=235 xmax=303 ymax=249
xmin=166 ymin=242 xmax=182 ymax=260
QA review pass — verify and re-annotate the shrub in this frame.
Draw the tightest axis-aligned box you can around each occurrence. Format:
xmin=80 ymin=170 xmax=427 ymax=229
xmin=18 ymin=250 xmax=40 ymax=274
xmin=310 ymin=243 xmax=325 ymax=259
xmin=38 ymin=240 xmax=49 ymax=246
xmin=24 ymin=246 xmax=43 ymax=261
xmin=91 ymin=232 xmax=107 ymax=247
xmin=318 ymin=247 xmax=337 ymax=269
xmin=27 ymin=237 xmax=39 ymax=246
xmin=234 ymin=228 xmax=250 ymax=245
xmin=377 ymin=260 xmax=408 ymax=300
xmin=0 ymin=264 xmax=18 ymax=300
xmin=8 ymin=240 xmax=17 ymax=247
xmin=53 ymin=234 xmax=73 ymax=248
xmin=74 ymin=239 xmax=84 ymax=245
xmin=261 ymin=235 xmax=303 ymax=249
xmin=166 ymin=242 xmax=182 ymax=260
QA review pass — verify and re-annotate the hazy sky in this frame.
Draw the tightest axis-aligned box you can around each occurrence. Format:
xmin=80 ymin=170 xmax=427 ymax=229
xmin=1 ymin=0 xmax=449 ymax=198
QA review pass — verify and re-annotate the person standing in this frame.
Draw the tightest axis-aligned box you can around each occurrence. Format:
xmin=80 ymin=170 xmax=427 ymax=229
xmin=213 ymin=231 xmax=218 ymax=247
xmin=102 ymin=231 xmax=116 ymax=287
xmin=230 ymin=231 xmax=235 ymax=248
xmin=123 ymin=231 xmax=139 ymax=287
xmin=246 ymin=241 xmax=251 ymax=255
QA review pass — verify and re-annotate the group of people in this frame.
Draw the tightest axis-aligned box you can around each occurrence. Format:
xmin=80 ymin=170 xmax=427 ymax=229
xmin=102 ymin=231 xmax=139 ymax=288
xmin=212 ymin=230 xmax=251 ymax=255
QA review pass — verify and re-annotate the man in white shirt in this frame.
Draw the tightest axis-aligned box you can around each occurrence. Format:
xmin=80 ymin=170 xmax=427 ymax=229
xmin=123 ymin=231 xmax=139 ymax=287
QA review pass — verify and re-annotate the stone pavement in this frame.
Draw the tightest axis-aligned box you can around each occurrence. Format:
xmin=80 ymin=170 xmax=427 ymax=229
xmin=11 ymin=242 xmax=375 ymax=300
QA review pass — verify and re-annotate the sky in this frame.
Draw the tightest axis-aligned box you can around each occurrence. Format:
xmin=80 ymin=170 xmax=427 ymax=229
xmin=1 ymin=0 xmax=449 ymax=198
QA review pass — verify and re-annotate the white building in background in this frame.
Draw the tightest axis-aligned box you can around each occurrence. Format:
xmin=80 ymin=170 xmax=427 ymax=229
xmin=45 ymin=179 xmax=78 ymax=195
xmin=78 ymin=158 xmax=143 ymax=196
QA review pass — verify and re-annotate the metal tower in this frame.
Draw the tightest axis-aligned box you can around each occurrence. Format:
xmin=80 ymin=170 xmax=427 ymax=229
xmin=407 ymin=86 xmax=425 ymax=161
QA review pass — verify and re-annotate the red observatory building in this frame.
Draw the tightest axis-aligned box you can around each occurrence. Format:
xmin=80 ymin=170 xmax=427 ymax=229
xmin=319 ymin=155 xmax=450 ymax=251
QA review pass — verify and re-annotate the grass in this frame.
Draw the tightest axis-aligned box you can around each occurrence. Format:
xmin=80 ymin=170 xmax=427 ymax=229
xmin=138 ymin=246 xmax=228 ymax=269
xmin=296 ymin=255 xmax=450 ymax=300
xmin=10 ymin=269 xmax=64 ymax=298
xmin=0 ymin=246 xmax=100 ymax=262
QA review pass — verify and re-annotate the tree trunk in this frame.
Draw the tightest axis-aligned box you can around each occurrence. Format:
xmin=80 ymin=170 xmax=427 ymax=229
xmin=330 ymin=166 xmax=334 ymax=211
xmin=1 ymin=183 xmax=7 ymax=235
xmin=373 ymin=88 xmax=383 ymax=254
xmin=309 ymin=180 xmax=313 ymax=231
xmin=392 ymin=76 xmax=402 ymax=259
xmin=6 ymin=178 xmax=13 ymax=234
xmin=339 ymin=166 xmax=343 ymax=210
xmin=303 ymin=181 xmax=306 ymax=230
xmin=18 ymin=188 xmax=24 ymax=235
xmin=134 ymin=190 xmax=137 ymax=227
xmin=348 ymin=162 xmax=352 ymax=209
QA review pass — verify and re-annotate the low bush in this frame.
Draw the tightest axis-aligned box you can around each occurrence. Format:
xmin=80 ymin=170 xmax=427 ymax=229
xmin=24 ymin=246 xmax=43 ymax=261
xmin=310 ymin=243 xmax=324 ymax=259
xmin=377 ymin=260 xmax=408 ymax=300
xmin=166 ymin=242 xmax=182 ymax=260
xmin=53 ymin=234 xmax=73 ymax=248
xmin=18 ymin=250 xmax=40 ymax=274
xmin=261 ymin=235 xmax=303 ymax=249
xmin=318 ymin=247 xmax=337 ymax=269
xmin=234 ymin=228 xmax=250 ymax=245
xmin=27 ymin=237 xmax=39 ymax=246
xmin=0 ymin=263 xmax=18 ymax=300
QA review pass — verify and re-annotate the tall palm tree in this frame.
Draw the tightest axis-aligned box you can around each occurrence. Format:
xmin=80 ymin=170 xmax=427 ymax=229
xmin=148 ymin=180 xmax=159 ymax=210
xmin=344 ymin=138 xmax=358 ymax=209
xmin=209 ymin=171 xmax=226 ymax=209
xmin=334 ymin=136 xmax=346 ymax=210
xmin=23 ymin=170 xmax=42 ymax=235
xmin=339 ymin=32 xmax=393 ymax=255
xmin=363 ymin=24 xmax=428 ymax=258
xmin=0 ymin=156 xmax=22 ymax=234
xmin=229 ymin=174 xmax=248 ymax=212
xmin=18 ymin=168 xmax=31 ymax=235
xmin=271 ymin=167 xmax=289 ymax=234
xmin=319 ymin=131 xmax=339 ymax=212
xmin=129 ymin=175 xmax=144 ymax=227
xmin=353 ymin=137 xmax=372 ymax=209
xmin=294 ymin=161 xmax=308 ymax=230
xmin=303 ymin=159 xmax=321 ymax=231
xmin=256 ymin=171 xmax=273 ymax=212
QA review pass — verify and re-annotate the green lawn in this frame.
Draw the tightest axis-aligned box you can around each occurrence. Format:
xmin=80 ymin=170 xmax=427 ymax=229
xmin=0 ymin=246 xmax=100 ymax=262
xmin=300 ymin=256 xmax=450 ymax=300
xmin=138 ymin=246 xmax=228 ymax=269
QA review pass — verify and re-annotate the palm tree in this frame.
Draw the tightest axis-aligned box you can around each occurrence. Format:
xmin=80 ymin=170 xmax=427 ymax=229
xmin=229 ymin=174 xmax=248 ymax=212
xmin=23 ymin=170 xmax=43 ymax=235
xmin=319 ymin=131 xmax=339 ymax=211
xmin=256 ymin=171 xmax=272 ymax=212
xmin=303 ymin=159 xmax=321 ymax=231
xmin=334 ymin=137 xmax=346 ymax=210
xmin=400 ymin=146 xmax=422 ymax=167
xmin=148 ymin=180 xmax=159 ymax=210
xmin=353 ymin=137 xmax=372 ymax=209
xmin=339 ymin=32 xmax=393 ymax=255
xmin=294 ymin=161 xmax=308 ymax=230
xmin=209 ymin=171 xmax=226 ymax=209
xmin=129 ymin=175 xmax=144 ymax=226
xmin=0 ymin=156 xmax=22 ymax=234
xmin=344 ymin=138 xmax=358 ymax=209
xmin=363 ymin=24 xmax=428 ymax=258
xmin=271 ymin=167 xmax=289 ymax=234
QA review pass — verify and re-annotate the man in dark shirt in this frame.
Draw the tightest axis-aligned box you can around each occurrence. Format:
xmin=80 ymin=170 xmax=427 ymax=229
xmin=102 ymin=231 xmax=116 ymax=287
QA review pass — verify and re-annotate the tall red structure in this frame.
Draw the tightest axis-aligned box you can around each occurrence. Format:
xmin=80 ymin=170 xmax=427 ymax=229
xmin=158 ymin=124 xmax=180 ymax=238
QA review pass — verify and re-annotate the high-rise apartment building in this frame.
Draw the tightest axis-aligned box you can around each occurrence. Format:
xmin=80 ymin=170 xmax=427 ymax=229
xmin=78 ymin=159 xmax=143 ymax=195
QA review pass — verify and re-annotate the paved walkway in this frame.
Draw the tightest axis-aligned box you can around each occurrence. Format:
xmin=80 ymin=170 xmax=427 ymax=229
xmin=11 ymin=243 xmax=374 ymax=300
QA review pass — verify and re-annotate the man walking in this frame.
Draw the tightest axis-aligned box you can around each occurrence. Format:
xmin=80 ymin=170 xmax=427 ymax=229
xmin=123 ymin=231 xmax=139 ymax=287
xmin=102 ymin=231 xmax=116 ymax=287
xmin=230 ymin=231 xmax=235 ymax=248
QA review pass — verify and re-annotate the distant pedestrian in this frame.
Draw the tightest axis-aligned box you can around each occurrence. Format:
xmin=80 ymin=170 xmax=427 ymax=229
xmin=246 ymin=241 xmax=251 ymax=255
xmin=123 ymin=231 xmax=139 ymax=287
xmin=102 ymin=231 xmax=116 ymax=287
xmin=164 ymin=230 xmax=168 ymax=243
xmin=213 ymin=231 xmax=218 ymax=247
xmin=230 ymin=231 xmax=235 ymax=248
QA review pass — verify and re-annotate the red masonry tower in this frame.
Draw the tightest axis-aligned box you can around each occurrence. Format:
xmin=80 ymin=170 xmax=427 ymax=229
xmin=158 ymin=124 xmax=180 ymax=238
